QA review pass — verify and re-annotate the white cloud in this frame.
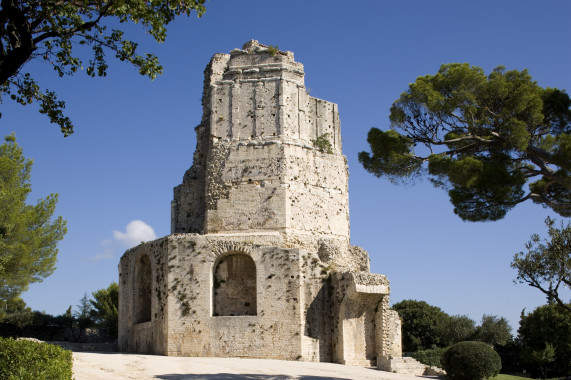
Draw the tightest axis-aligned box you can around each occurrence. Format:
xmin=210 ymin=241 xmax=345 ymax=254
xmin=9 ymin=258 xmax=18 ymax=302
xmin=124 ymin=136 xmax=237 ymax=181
xmin=113 ymin=220 xmax=157 ymax=248
xmin=85 ymin=220 xmax=157 ymax=261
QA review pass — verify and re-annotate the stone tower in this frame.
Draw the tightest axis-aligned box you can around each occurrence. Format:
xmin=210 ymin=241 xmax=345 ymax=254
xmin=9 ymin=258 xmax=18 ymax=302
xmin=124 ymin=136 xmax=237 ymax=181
xmin=172 ymin=40 xmax=350 ymax=257
xmin=119 ymin=41 xmax=404 ymax=370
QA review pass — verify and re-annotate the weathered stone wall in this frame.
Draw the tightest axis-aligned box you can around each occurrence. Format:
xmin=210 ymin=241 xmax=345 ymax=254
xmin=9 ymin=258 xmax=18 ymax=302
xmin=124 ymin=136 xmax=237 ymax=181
xmin=197 ymin=141 xmax=350 ymax=243
xmin=118 ymin=237 xmax=396 ymax=362
xmin=118 ymin=238 xmax=170 ymax=354
xmin=120 ymin=234 xmax=307 ymax=358
xmin=330 ymin=272 xmax=391 ymax=366
xmin=171 ymin=53 xmax=230 ymax=234
xmin=119 ymin=233 xmax=366 ymax=361
xmin=203 ymin=141 xmax=288 ymax=233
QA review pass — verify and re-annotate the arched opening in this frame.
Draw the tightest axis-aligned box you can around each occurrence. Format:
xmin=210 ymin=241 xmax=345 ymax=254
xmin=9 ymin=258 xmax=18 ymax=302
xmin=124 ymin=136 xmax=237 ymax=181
xmin=135 ymin=254 xmax=152 ymax=323
xmin=213 ymin=253 xmax=256 ymax=316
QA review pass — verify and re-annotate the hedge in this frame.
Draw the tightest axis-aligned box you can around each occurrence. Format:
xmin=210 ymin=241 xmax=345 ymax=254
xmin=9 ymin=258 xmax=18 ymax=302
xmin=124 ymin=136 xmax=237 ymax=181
xmin=409 ymin=347 xmax=448 ymax=368
xmin=0 ymin=337 xmax=73 ymax=380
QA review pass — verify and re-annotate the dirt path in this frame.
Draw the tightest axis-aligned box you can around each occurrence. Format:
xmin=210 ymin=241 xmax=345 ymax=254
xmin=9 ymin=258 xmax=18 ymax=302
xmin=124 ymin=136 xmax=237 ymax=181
xmin=72 ymin=352 xmax=430 ymax=380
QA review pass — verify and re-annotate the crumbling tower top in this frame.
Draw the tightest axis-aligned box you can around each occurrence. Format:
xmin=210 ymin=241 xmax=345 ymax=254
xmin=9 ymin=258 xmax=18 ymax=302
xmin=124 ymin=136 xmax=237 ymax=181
xmin=172 ymin=41 xmax=350 ymax=251
xmin=203 ymin=40 xmax=341 ymax=148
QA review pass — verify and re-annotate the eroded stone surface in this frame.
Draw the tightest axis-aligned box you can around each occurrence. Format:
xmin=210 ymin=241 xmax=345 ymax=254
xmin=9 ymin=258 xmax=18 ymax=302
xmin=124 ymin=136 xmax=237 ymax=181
xmin=119 ymin=40 xmax=402 ymax=369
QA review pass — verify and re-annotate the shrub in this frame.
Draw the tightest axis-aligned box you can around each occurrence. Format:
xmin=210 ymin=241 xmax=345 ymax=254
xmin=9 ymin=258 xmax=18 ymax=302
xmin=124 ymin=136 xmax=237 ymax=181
xmin=409 ymin=347 xmax=448 ymax=368
xmin=0 ymin=338 xmax=73 ymax=379
xmin=441 ymin=341 xmax=501 ymax=380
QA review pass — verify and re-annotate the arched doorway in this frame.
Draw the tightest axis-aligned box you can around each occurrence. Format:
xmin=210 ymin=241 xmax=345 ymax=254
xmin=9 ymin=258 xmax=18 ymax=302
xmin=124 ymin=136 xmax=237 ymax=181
xmin=213 ymin=253 xmax=256 ymax=316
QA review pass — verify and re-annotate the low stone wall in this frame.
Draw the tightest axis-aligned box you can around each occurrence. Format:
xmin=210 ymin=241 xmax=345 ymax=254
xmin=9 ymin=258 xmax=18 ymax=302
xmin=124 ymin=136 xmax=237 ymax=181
xmin=378 ymin=356 xmax=446 ymax=376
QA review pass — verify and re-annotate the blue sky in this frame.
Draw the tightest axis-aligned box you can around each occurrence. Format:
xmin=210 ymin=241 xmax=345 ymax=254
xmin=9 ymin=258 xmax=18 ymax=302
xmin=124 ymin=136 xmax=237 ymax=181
xmin=2 ymin=1 xmax=569 ymax=330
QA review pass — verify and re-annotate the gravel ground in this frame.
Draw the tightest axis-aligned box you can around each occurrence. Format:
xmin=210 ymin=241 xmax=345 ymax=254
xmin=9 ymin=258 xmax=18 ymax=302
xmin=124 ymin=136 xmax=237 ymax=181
xmin=72 ymin=352 xmax=434 ymax=380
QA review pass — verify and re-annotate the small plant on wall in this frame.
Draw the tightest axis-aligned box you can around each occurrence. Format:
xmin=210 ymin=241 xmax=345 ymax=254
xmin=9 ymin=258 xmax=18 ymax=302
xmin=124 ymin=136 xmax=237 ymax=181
xmin=267 ymin=45 xmax=279 ymax=56
xmin=311 ymin=133 xmax=333 ymax=154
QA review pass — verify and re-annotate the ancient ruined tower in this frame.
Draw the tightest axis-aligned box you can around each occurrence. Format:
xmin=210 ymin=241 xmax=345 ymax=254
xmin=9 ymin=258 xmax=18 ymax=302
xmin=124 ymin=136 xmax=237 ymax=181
xmin=119 ymin=41 xmax=404 ymax=370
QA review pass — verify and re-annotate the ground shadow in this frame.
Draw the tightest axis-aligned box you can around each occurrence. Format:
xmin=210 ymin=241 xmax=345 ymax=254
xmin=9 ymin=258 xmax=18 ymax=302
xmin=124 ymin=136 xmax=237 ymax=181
xmin=155 ymin=374 xmax=353 ymax=380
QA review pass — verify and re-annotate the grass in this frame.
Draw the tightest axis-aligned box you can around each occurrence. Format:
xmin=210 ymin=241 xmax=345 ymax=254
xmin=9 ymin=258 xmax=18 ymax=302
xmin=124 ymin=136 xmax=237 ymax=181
xmin=491 ymin=375 xmax=529 ymax=380
xmin=490 ymin=375 xmax=560 ymax=380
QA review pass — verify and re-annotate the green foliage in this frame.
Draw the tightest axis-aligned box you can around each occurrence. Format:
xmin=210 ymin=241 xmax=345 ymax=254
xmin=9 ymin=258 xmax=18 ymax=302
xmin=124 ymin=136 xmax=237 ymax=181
xmin=441 ymin=341 xmax=501 ymax=380
xmin=0 ymin=135 xmax=66 ymax=305
xmin=0 ymin=0 xmax=207 ymax=135
xmin=473 ymin=315 xmax=512 ymax=346
xmin=267 ymin=45 xmax=280 ymax=56
xmin=311 ymin=133 xmax=333 ymax=154
xmin=409 ymin=347 xmax=448 ymax=368
xmin=55 ymin=306 xmax=75 ymax=331
xmin=437 ymin=314 xmax=477 ymax=347
xmin=75 ymin=293 xmax=94 ymax=332
xmin=0 ymin=338 xmax=73 ymax=379
xmin=358 ymin=129 xmax=421 ymax=183
xmin=521 ymin=343 xmax=555 ymax=379
xmin=394 ymin=299 xmax=514 ymax=357
xmin=494 ymin=340 xmax=524 ymax=374
xmin=518 ymin=303 xmax=571 ymax=377
xmin=392 ymin=299 xmax=450 ymax=351
xmin=0 ymin=296 xmax=30 ymax=320
xmin=3 ymin=310 xmax=55 ymax=329
xmin=512 ymin=217 xmax=571 ymax=312
xmin=90 ymin=282 xmax=119 ymax=338
xmin=359 ymin=63 xmax=571 ymax=221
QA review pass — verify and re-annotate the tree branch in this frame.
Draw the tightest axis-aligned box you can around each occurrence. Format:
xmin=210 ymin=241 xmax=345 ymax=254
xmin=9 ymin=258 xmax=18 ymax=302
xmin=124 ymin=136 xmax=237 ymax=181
xmin=32 ymin=1 xmax=115 ymax=45
xmin=534 ymin=197 xmax=571 ymax=215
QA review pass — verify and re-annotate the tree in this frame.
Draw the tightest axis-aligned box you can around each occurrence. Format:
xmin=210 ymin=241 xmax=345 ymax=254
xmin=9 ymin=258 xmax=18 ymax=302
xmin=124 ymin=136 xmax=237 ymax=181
xmin=437 ymin=314 xmax=476 ymax=347
xmin=0 ymin=134 xmax=66 ymax=304
xmin=521 ymin=343 xmax=556 ymax=379
xmin=359 ymin=63 xmax=570 ymax=221
xmin=392 ymin=299 xmax=450 ymax=352
xmin=518 ymin=303 xmax=571 ymax=377
xmin=0 ymin=0 xmax=207 ymax=136
xmin=512 ymin=217 xmax=571 ymax=313
xmin=0 ymin=295 xmax=29 ymax=319
xmin=90 ymin=282 xmax=118 ymax=338
xmin=473 ymin=314 xmax=512 ymax=346
xmin=74 ymin=293 xmax=93 ymax=335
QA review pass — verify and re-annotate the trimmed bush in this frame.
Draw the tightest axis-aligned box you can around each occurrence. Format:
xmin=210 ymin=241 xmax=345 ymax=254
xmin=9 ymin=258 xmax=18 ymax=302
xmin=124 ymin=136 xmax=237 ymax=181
xmin=0 ymin=338 xmax=73 ymax=379
xmin=442 ymin=341 xmax=501 ymax=380
xmin=410 ymin=347 xmax=448 ymax=368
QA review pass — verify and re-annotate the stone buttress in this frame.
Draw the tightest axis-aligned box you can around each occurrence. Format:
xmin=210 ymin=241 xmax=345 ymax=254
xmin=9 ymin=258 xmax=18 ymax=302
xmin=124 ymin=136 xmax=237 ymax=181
xmin=119 ymin=41 xmax=404 ymax=370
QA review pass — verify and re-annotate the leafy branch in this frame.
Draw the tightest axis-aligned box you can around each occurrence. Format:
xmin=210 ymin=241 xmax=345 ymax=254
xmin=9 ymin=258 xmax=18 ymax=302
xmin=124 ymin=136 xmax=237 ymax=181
xmin=0 ymin=0 xmax=207 ymax=135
